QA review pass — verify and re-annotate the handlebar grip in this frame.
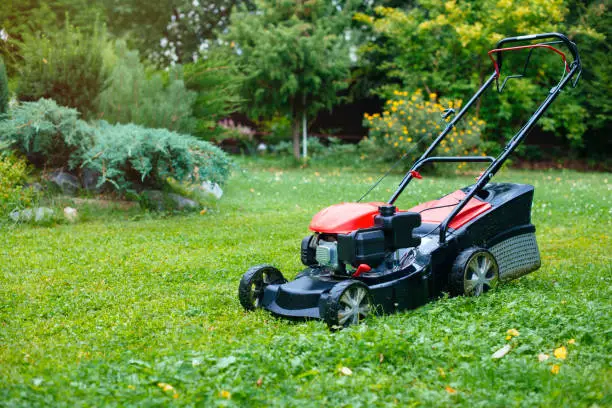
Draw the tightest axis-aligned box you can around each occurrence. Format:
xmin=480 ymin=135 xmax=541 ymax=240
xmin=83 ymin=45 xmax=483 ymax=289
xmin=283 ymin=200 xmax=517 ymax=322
xmin=495 ymin=32 xmax=581 ymax=72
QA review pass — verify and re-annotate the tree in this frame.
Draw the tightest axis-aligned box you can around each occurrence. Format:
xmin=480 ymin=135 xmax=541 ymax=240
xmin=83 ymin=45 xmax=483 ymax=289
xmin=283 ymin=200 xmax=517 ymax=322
xmin=97 ymin=41 xmax=197 ymax=133
xmin=226 ymin=0 xmax=356 ymax=158
xmin=355 ymin=0 xmax=608 ymax=150
xmin=16 ymin=19 xmax=108 ymax=118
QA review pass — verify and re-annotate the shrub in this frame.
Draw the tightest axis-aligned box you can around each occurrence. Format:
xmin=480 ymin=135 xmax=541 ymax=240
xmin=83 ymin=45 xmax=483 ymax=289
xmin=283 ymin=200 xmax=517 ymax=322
xmin=82 ymin=122 xmax=232 ymax=191
xmin=0 ymin=99 xmax=232 ymax=192
xmin=183 ymin=49 xmax=245 ymax=140
xmin=0 ymin=55 xmax=8 ymax=115
xmin=0 ymin=153 xmax=36 ymax=215
xmin=362 ymin=89 xmax=485 ymax=167
xmin=0 ymin=99 xmax=92 ymax=168
xmin=16 ymin=19 xmax=108 ymax=117
xmin=97 ymin=41 xmax=197 ymax=133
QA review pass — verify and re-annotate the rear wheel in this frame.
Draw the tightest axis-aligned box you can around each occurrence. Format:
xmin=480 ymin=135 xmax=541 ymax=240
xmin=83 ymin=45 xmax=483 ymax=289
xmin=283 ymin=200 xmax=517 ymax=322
xmin=324 ymin=280 xmax=372 ymax=330
xmin=238 ymin=265 xmax=286 ymax=311
xmin=450 ymin=248 xmax=499 ymax=296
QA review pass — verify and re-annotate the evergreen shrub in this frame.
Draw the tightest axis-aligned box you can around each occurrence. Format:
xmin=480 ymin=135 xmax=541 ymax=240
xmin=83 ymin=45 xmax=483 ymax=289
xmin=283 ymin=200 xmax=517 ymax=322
xmin=16 ymin=20 xmax=108 ymax=117
xmin=97 ymin=42 xmax=197 ymax=133
xmin=0 ymin=99 xmax=232 ymax=191
xmin=83 ymin=122 xmax=232 ymax=190
xmin=0 ymin=99 xmax=92 ymax=168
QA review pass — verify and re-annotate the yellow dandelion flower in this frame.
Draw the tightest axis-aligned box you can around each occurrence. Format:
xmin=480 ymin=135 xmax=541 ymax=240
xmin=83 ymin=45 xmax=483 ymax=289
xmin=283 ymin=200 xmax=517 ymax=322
xmin=220 ymin=390 xmax=231 ymax=399
xmin=407 ymin=138 xmax=412 ymax=142
xmin=393 ymin=142 xmax=399 ymax=147
xmin=507 ymin=328 xmax=520 ymax=337
xmin=551 ymin=364 xmax=560 ymax=374
xmin=429 ymin=93 xmax=437 ymax=100
xmin=553 ymin=346 xmax=567 ymax=360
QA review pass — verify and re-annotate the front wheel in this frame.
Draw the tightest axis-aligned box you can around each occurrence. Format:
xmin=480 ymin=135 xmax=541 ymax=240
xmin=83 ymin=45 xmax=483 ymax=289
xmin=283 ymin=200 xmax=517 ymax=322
xmin=450 ymin=248 xmax=499 ymax=296
xmin=238 ymin=264 xmax=286 ymax=311
xmin=324 ymin=280 xmax=372 ymax=330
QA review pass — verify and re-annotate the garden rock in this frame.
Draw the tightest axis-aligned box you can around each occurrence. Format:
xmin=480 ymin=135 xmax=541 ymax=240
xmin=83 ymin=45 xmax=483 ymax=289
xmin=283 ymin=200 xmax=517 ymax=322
xmin=141 ymin=190 xmax=198 ymax=211
xmin=63 ymin=207 xmax=78 ymax=222
xmin=169 ymin=193 xmax=198 ymax=210
xmin=200 ymin=181 xmax=223 ymax=199
xmin=49 ymin=170 xmax=81 ymax=195
xmin=35 ymin=207 xmax=54 ymax=222
xmin=25 ymin=182 xmax=44 ymax=193
xmin=9 ymin=207 xmax=54 ymax=223
xmin=81 ymin=168 xmax=103 ymax=192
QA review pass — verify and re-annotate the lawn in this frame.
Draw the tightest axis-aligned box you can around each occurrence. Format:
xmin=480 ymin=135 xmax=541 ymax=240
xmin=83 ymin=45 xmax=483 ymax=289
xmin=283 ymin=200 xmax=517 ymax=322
xmin=1 ymin=160 xmax=610 ymax=407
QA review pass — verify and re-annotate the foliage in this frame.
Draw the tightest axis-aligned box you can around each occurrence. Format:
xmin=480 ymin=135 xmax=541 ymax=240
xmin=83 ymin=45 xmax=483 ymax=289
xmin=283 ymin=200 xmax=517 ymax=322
xmin=16 ymin=19 xmax=108 ymax=117
xmin=0 ymin=99 xmax=92 ymax=168
xmin=354 ymin=0 xmax=609 ymax=150
xmin=0 ymin=99 xmax=232 ymax=191
xmin=82 ymin=122 xmax=232 ymax=190
xmin=0 ymin=153 xmax=36 ymax=215
xmin=259 ymin=114 xmax=292 ymax=145
xmin=363 ymin=89 xmax=484 ymax=164
xmin=0 ymin=162 xmax=609 ymax=405
xmin=0 ymin=0 xmax=105 ymax=75
xmin=97 ymin=41 xmax=197 ymax=133
xmin=0 ymin=55 xmax=8 ymax=116
xmin=226 ymin=0 xmax=356 ymax=158
xmin=152 ymin=0 xmax=250 ymax=65
xmin=183 ymin=48 xmax=245 ymax=140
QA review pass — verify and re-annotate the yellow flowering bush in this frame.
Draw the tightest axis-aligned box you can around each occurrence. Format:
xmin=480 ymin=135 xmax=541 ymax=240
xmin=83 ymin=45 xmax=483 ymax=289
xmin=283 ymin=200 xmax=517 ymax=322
xmin=362 ymin=89 xmax=485 ymax=166
xmin=0 ymin=153 xmax=36 ymax=216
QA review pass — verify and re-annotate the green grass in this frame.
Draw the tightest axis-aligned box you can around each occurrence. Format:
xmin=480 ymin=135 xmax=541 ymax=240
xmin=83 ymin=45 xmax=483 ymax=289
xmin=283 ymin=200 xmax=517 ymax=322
xmin=1 ymin=160 xmax=610 ymax=407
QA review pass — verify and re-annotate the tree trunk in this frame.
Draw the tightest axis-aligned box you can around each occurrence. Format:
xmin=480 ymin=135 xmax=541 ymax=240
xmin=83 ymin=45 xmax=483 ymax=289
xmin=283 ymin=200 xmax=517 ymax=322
xmin=292 ymin=115 xmax=301 ymax=159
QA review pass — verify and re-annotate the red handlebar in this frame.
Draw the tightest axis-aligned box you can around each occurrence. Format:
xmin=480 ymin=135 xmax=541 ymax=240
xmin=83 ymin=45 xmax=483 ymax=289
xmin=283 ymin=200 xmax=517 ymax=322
xmin=488 ymin=44 xmax=570 ymax=77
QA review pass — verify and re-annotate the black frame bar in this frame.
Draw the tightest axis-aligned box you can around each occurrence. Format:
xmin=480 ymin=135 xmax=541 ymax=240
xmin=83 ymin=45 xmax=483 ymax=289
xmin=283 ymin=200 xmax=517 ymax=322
xmin=386 ymin=33 xmax=582 ymax=244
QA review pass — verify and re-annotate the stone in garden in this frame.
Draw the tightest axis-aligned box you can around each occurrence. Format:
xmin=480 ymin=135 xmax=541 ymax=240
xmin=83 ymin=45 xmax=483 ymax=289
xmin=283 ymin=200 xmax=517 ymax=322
xmin=25 ymin=182 xmax=44 ymax=193
xmin=63 ymin=207 xmax=78 ymax=222
xmin=81 ymin=168 xmax=103 ymax=192
xmin=141 ymin=190 xmax=165 ymax=211
xmin=34 ymin=207 xmax=54 ymax=222
xmin=141 ymin=190 xmax=198 ymax=211
xmin=49 ymin=170 xmax=81 ymax=195
xmin=200 ymin=180 xmax=223 ymax=199
xmin=10 ymin=207 xmax=54 ymax=223
xmin=168 ymin=193 xmax=198 ymax=210
xmin=9 ymin=208 xmax=33 ymax=222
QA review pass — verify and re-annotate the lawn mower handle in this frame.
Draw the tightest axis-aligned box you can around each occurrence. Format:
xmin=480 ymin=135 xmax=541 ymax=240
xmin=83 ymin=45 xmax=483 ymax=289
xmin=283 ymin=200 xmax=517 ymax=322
xmin=387 ymin=33 xmax=582 ymax=244
xmin=494 ymin=32 xmax=581 ymax=75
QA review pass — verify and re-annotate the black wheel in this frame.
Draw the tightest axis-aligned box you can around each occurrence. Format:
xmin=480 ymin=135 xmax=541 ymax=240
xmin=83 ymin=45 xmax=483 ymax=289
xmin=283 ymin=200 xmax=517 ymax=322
xmin=450 ymin=248 xmax=499 ymax=296
xmin=324 ymin=280 xmax=372 ymax=330
xmin=238 ymin=265 xmax=286 ymax=311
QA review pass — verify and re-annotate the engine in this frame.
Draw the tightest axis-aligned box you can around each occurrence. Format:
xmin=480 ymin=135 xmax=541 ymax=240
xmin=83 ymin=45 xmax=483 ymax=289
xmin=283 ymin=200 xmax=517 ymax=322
xmin=302 ymin=204 xmax=422 ymax=274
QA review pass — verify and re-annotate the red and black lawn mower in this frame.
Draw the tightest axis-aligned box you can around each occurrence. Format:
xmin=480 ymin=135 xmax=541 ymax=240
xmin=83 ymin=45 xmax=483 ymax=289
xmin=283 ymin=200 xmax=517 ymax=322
xmin=238 ymin=33 xmax=582 ymax=329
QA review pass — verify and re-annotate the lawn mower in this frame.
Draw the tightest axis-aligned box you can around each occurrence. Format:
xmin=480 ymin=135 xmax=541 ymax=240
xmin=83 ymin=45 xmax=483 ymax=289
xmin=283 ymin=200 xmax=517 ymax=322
xmin=238 ymin=33 xmax=582 ymax=329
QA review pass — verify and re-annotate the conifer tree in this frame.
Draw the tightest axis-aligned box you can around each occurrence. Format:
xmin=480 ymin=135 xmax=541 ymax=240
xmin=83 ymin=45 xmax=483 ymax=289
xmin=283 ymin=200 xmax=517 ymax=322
xmin=226 ymin=0 xmax=356 ymax=158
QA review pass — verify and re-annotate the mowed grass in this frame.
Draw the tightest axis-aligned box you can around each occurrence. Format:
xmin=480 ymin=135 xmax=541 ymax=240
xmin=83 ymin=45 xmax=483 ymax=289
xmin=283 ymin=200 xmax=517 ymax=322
xmin=1 ymin=159 xmax=610 ymax=407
